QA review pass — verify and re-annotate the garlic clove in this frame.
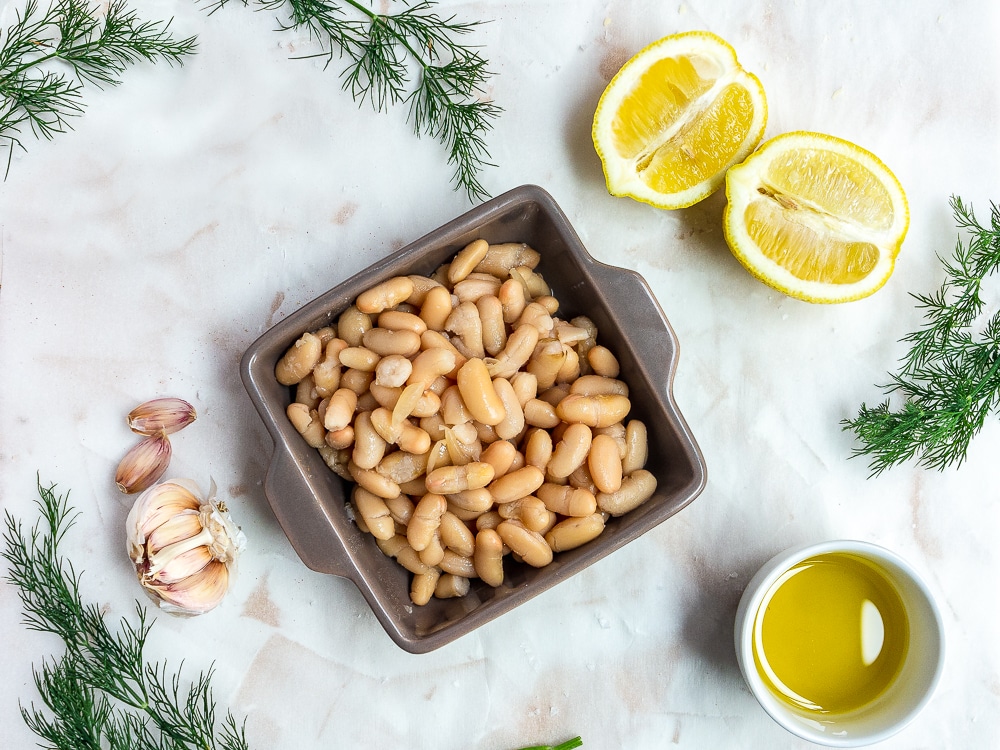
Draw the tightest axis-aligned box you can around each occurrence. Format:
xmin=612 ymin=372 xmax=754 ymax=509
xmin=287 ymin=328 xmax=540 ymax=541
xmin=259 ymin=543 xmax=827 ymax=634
xmin=125 ymin=479 xmax=246 ymax=617
xmin=153 ymin=545 xmax=213 ymax=584
xmin=116 ymin=434 xmax=172 ymax=494
xmin=145 ymin=511 xmax=204 ymax=558
xmin=127 ymin=397 xmax=197 ymax=436
xmin=145 ymin=560 xmax=230 ymax=616
xmin=131 ymin=482 xmax=200 ymax=539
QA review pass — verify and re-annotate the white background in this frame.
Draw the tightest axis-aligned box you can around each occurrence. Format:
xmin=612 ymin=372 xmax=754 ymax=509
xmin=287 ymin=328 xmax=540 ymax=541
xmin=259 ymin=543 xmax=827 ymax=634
xmin=1 ymin=1 xmax=998 ymax=747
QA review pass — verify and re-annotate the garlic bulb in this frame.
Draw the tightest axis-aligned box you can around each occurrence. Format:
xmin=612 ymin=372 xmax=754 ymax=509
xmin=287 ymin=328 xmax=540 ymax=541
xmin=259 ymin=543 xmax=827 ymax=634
xmin=126 ymin=479 xmax=246 ymax=616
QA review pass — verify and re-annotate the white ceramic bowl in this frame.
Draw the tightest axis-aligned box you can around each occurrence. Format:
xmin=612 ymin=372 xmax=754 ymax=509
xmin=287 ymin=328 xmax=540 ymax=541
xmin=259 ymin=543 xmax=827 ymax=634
xmin=734 ymin=540 xmax=945 ymax=747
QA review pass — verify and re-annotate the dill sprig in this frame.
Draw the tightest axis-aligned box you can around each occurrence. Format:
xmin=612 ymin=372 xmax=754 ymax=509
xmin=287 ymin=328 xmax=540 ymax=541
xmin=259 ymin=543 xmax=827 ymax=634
xmin=2 ymin=477 xmax=249 ymax=750
xmin=0 ymin=0 xmax=197 ymax=175
xmin=843 ymin=196 xmax=1000 ymax=475
xmin=208 ymin=0 xmax=500 ymax=201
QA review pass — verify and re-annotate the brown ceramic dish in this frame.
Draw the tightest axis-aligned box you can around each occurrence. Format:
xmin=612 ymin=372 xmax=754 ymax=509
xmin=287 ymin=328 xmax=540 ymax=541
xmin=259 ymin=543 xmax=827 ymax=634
xmin=240 ymin=184 xmax=707 ymax=653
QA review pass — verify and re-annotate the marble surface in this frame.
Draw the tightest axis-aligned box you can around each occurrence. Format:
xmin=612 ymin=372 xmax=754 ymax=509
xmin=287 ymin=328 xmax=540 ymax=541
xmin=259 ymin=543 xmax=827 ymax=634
xmin=2 ymin=1 xmax=999 ymax=747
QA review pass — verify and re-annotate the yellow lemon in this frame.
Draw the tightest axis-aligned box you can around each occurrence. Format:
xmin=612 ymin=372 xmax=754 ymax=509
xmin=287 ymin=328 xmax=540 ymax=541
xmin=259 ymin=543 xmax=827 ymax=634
xmin=592 ymin=31 xmax=767 ymax=210
xmin=723 ymin=131 xmax=909 ymax=303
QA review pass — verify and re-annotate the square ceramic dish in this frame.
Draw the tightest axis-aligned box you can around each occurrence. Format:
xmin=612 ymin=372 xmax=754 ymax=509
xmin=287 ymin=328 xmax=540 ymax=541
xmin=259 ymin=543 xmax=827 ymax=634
xmin=240 ymin=184 xmax=707 ymax=653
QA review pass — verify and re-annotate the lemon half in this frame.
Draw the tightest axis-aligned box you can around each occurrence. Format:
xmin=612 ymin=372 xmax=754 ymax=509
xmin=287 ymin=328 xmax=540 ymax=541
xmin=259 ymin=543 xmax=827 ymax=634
xmin=593 ymin=31 xmax=767 ymax=210
xmin=723 ymin=131 xmax=909 ymax=304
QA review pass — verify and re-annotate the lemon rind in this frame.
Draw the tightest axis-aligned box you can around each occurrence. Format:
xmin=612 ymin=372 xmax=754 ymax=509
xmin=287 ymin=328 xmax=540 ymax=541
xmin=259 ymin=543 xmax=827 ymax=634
xmin=723 ymin=131 xmax=909 ymax=304
xmin=592 ymin=31 xmax=768 ymax=211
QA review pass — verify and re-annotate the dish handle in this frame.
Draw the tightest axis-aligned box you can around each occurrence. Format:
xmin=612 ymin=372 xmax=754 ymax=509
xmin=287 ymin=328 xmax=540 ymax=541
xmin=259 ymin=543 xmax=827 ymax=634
xmin=264 ymin=448 xmax=356 ymax=580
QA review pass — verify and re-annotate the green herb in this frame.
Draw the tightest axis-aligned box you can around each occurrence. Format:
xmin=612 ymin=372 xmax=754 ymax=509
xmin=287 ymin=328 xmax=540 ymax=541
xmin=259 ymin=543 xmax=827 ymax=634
xmin=0 ymin=0 xmax=197 ymax=176
xmin=843 ymin=196 xmax=1000 ymax=475
xmin=2 ymin=477 xmax=249 ymax=750
xmin=208 ymin=0 xmax=500 ymax=201
xmin=515 ymin=737 xmax=583 ymax=750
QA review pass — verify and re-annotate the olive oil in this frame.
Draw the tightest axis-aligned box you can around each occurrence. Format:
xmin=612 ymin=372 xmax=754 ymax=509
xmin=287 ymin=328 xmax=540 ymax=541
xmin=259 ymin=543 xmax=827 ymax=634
xmin=751 ymin=552 xmax=909 ymax=715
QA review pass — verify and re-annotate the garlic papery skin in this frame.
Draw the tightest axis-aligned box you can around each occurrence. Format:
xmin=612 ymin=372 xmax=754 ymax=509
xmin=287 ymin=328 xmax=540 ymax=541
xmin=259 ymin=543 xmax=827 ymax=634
xmin=128 ymin=397 xmax=197 ymax=436
xmin=116 ymin=434 xmax=172 ymax=494
xmin=126 ymin=479 xmax=246 ymax=617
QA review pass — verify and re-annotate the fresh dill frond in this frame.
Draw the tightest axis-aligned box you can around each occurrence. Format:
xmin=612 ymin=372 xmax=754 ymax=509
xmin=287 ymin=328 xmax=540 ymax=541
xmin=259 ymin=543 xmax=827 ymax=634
xmin=2 ymin=477 xmax=250 ymax=750
xmin=0 ymin=0 xmax=197 ymax=176
xmin=843 ymin=196 xmax=1000 ymax=475
xmin=208 ymin=0 xmax=500 ymax=201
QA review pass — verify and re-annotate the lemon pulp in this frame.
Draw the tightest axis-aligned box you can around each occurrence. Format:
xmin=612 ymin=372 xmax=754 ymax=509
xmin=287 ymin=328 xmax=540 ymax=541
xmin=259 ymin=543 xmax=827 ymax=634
xmin=752 ymin=552 xmax=910 ymax=715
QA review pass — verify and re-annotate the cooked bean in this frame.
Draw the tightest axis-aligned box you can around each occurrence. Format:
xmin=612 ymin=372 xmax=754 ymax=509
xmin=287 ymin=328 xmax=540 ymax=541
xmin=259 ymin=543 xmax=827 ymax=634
xmin=523 ymin=398 xmax=560 ymax=429
xmin=570 ymin=374 xmax=629 ymax=397
xmin=497 ymin=520 xmax=552 ymax=568
xmin=475 ymin=510 xmax=503 ymax=531
xmin=527 ymin=339 xmax=565 ymax=390
xmin=486 ymin=324 xmax=539 ymax=379
xmin=475 ymin=242 xmax=541 ymax=277
xmin=474 ymin=529 xmax=505 ymax=587
xmin=445 ymin=487 xmax=494 ymax=513
xmin=596 ymin=469 xmax=657 ymax=516
xmin=439 ymin=550 xmax=476 ymax=578
xmin=337 ymin=305 xmax=373 ymax=346
xmin=410 ymin=568 xmax=441 ymax=606
xmin=352 ymin=486 xmax=394 ymax=541
xmin=419 ymin=285 xmax=454 ymax=332
xmin=276 ymin=331 xmax=323 ymax=385
xmin=477 ymin=294 xmax=507 ymax=356
xmin=498 ymin=496 xmax=551 ymax=533
xmin=378 ymin=310 xmax=427 ymax=335
xmin=545 ymin=513 xmax=605 ymax=552
xmin=287 ymin=403 xmax=326 ymax=448
xmin=622 ymin=419 xmax=649 ymax=474
xmin=456 ymin=359 xmax=505 ymax=426
xmin=338 ymin=346 xmax=379 ymax=372
xmin=587 ymin=345 xmax=620 ymax=378
xmin=377 ymin=450 xmax=429 ymax=484
xmin=556 ymin=345 xmax=581 ymax=383
xmin=488 ymin=465 xmax=544 ymax=505
xmin=434 ymin=573 xmax=471 ymax=599
xmin=588 ymin=433 xmax=623 ymax=494
xmin=498 ymin=278 xmax=527 ymax=324
xmin=492 ymin=377 xmax=525 ymax=440
xmin=340 ymin=367 xmax=374 ymax=395
xmin=536 ymin=483 xmax=598 ymax=517
xmin=294 ymin=373 xmax=320 ymax=409
xmin=448 ymin=238 xmax=490 ymax=284
xmin=374 ymin=354 xmax=413 ymax=388
xmin=480 ymin=439 xmax=518 ymax=479
xmin=425 ymin=462 xmax=495 ymax=494
xmin=548 ymin=423 xmax=593 ymax=478
xmin=405 ymin=275 xmax=443 ymax=306
xmin=407 ymin=493 xmax=447 ymax=551
xmin=356 ymin=276 xmax=414 ymax=314
xmin=352 ymin=411 xmax=387 ymax=469
xmin=524 ymin=428 xmax=553 ymax=469
xmin=453 ymin=274 xmax=502 ymax=304
xmin=325 ymin=425 xmax=355 ymax=450
xmin=349 ymin=463 xmax=400 ymax=499
xmin=362 ymin=327 xmax=421 ymax=357
xmin=312 ymin=339 xmax=348 ymax=397
xmin=323 ymin=388 xmax=358 ymax=431
xmin=439 ymin=511 xmax=475 ymax=557
xmin=594 ymin=422 xmax=628 ymax=458
xmin=384 ymin=494 xmax=415 ymax=526
xmin=556 ymin=393 xmax=631 ymax=428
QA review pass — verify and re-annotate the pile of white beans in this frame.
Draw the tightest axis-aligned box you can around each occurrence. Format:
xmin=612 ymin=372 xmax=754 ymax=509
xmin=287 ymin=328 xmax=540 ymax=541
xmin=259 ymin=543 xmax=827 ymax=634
xmin=276 ymin=239 xmax=656 ymax=605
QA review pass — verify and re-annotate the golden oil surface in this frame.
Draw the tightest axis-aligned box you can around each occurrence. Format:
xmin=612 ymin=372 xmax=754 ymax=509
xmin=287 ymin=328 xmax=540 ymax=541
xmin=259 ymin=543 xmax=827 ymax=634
xmin=752 ymin=552 xmax=909 ymax=714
